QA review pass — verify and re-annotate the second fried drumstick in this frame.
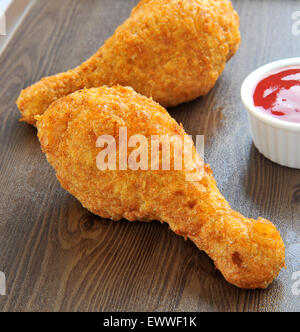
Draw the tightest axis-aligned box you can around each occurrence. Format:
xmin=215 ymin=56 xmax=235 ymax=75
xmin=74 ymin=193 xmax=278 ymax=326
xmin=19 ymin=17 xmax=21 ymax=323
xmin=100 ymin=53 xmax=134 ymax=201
xmin=17 ymin=0 xmax=240 ymax=125
xmin=36 ymin=86 xmax=285 ymax=289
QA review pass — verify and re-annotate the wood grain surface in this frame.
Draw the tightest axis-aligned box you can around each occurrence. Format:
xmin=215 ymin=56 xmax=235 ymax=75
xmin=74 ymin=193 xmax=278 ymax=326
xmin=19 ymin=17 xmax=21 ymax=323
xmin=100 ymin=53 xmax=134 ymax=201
xmin=0 ymin=0 xmax=299 ymax=312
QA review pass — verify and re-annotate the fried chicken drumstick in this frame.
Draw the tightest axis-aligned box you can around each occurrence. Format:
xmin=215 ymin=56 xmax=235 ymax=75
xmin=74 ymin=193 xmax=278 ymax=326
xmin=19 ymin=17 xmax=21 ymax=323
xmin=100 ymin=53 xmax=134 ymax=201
xmin=18 ymin=0 xmax=240 ymax=125
xmin=36 ymin=86 xmax=285 ymax=289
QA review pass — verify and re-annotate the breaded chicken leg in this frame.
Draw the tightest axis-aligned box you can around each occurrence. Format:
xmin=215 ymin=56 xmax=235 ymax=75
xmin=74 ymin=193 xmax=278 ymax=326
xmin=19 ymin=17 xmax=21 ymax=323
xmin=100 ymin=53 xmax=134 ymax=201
xmin=36 ymin=86 xmax=285 ymax=289
xmin=17 ymin=0 xmax=240 ymax=125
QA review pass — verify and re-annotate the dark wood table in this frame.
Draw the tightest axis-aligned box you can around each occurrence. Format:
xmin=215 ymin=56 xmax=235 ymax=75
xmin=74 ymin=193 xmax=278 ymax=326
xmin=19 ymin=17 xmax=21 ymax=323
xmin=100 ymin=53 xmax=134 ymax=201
xmin=0 ymin=0 xmax=299 ymax=312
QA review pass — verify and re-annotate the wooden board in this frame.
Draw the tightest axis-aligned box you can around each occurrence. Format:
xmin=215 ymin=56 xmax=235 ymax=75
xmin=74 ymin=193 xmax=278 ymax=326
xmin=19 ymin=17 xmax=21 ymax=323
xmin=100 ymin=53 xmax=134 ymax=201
xmin=0 ymin=0 xmax=299 ymax=312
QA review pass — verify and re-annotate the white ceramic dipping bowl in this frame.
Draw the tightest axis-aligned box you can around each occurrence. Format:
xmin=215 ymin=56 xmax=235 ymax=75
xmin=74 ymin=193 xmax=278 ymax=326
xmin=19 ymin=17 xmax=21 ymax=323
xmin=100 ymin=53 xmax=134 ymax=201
xmin=241 ymin=58 xmax=300 ymax=169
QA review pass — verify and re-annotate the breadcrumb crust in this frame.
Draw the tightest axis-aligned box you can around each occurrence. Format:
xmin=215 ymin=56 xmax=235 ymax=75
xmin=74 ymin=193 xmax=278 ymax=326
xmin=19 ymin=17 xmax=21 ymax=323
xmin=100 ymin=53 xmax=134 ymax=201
xmin=17 ymin=0 xmax=240 ymax=125
xmin=36 ymin=86 xmax=285 ymax=289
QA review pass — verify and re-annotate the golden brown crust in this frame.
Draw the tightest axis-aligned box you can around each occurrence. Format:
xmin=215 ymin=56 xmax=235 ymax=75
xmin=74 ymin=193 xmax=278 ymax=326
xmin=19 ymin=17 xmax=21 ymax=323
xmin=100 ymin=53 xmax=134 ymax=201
xmin=36 ymin=86 xmax=285 ymax=289
xmin=17 ymin=0 xmax=240 ymax=125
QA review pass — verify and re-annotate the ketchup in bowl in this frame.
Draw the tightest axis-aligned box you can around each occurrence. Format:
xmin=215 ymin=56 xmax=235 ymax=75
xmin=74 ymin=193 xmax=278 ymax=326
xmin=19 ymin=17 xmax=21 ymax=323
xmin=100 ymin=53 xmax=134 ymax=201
xmin=253 ymin=67 xmax=300 ymax=123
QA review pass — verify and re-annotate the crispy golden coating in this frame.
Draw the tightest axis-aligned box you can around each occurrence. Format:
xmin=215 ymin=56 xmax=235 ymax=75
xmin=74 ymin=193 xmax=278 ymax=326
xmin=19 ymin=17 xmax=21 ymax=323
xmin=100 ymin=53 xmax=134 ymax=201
xmin=17 ymin=0 xmax=240 ymax=125
xmin=36 ymin=86 xmax=285 ymax=289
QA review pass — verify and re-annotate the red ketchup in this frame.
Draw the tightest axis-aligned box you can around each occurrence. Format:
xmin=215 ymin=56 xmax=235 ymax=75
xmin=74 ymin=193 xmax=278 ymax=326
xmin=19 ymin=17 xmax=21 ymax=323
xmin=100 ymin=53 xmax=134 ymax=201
xmin=253 ymin=67 xmax=300 ymax=123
